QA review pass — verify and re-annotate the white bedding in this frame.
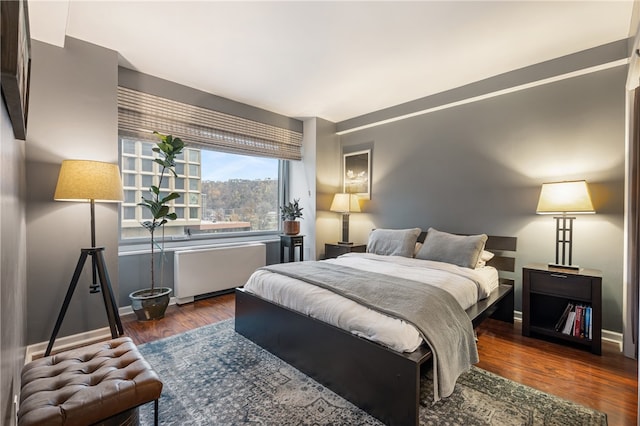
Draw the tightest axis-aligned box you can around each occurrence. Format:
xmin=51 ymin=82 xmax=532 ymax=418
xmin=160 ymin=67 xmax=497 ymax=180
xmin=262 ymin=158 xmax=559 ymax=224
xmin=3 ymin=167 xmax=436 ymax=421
xmin=243 ymin=253 xmax=499 ymax=353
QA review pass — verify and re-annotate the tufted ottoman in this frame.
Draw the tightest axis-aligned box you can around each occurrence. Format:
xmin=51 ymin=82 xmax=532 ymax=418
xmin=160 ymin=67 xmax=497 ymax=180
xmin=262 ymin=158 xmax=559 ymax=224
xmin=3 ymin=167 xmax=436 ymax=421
xmin=18 ymin=337 xmax=162 ymax=426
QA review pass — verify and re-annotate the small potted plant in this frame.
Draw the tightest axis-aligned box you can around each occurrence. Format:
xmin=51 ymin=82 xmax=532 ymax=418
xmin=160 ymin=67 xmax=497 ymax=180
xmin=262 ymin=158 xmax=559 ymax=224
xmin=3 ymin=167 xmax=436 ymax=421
xmin=280 ymin=198 xmax=303 ymax=235
xmin=129 ymin=132 xmax=185 ymax=321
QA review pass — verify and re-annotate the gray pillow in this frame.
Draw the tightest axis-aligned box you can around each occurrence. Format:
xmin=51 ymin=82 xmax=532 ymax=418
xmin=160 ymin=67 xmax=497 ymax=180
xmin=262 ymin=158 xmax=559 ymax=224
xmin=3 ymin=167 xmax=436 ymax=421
xmin=366 ymin=228 xmax=422 ymax=258
xmin=415 ymin=228 xmax=488 ymax=269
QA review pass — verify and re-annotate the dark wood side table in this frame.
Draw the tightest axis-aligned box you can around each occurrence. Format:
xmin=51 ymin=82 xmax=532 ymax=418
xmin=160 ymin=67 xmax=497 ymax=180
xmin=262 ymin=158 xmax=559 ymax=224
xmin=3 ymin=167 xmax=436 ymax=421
xmin=522 ymin=263 xmax=602 ymax=355
xmin=280 ymin=235 xmax=304 ymax=262
xmin=325 ymin=243 xmax=366 ymax=259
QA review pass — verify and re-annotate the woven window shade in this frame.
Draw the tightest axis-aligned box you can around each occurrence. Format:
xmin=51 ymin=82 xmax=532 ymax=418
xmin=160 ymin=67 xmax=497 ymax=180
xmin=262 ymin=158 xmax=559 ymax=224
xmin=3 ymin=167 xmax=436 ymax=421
xmin=118 ymin=87 xmax=302 ymax=160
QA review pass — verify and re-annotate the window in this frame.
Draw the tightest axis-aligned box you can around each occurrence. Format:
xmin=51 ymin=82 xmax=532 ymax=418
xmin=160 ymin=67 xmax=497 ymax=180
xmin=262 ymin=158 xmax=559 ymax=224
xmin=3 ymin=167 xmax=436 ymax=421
xmin=117 ymin=86 xmax=300 ymax=243
xmin=120 ymin=137 xmax=281 ymax=240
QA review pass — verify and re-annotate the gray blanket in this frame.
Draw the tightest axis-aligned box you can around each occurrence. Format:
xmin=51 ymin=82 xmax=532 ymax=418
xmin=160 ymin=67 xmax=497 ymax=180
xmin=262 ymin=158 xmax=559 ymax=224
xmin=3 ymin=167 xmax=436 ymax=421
xmin=261 ymin=261 xmax=479 ymax=401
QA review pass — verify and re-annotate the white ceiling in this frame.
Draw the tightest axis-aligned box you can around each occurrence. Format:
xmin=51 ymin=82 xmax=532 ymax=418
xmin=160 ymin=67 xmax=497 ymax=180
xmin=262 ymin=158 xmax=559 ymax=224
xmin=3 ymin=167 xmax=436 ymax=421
xmin=28 ymin=1 xmax=637 ymax=123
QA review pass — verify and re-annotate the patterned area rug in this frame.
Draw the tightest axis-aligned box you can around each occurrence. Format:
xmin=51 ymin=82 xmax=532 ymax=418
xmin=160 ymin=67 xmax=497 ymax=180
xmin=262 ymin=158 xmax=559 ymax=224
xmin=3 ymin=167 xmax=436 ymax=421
xmin=138 ymin=320 xmax=607 ymax=425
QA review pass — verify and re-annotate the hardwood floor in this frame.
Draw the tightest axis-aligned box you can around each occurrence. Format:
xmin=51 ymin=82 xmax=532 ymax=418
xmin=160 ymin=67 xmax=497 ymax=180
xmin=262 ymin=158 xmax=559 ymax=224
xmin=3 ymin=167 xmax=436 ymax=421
xmin=122 ymin=293 xmax=638 ymax=426
xmin=475 ymin=319 xmax=637 ymax=426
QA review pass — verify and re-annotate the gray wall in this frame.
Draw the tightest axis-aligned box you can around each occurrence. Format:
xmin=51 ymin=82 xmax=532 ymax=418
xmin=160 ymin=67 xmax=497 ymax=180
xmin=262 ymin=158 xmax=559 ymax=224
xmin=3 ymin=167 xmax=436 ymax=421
xmin=333 ymin=65 xmax=626 ymax=332
xmin=289 ymin=118 xmax=318 ymax=261
xmin=289 ymin=117 xmax=342 ymax=260
xmin=313 ymin=118 xmax=342 ymax=258
xmin=1 ymin=90 xmax=28 ymax=425
xmin=25 ymin=37 xmax=120 ymax=345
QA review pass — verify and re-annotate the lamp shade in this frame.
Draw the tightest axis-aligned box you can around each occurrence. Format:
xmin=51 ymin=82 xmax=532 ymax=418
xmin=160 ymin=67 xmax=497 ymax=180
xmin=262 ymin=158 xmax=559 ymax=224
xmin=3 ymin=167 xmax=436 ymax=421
xmin=54 ymin=160 xmax=124 ymax=202
xmin=330 ymin=193 xmax=361 ymax=213
xmin=536 ymin=180 xmax=594 ymax=214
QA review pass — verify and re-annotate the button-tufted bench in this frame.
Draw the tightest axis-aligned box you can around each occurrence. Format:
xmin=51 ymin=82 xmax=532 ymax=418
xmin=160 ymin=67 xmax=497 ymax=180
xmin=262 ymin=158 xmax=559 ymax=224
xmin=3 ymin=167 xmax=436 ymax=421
xmin=18 ymin=337 xmax=162 ymax=426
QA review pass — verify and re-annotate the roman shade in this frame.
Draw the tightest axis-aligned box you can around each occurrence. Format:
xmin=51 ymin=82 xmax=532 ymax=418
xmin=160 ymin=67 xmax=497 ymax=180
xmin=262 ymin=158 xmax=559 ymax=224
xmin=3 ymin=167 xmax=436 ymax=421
xmin=118 ymin=87 xmax=303 ymax=160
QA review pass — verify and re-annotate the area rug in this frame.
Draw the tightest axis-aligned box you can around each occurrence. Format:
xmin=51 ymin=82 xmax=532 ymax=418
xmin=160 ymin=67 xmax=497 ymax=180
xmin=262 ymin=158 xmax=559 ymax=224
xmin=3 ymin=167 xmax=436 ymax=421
xmin=137 ymin=320 xmax=607 ymax=425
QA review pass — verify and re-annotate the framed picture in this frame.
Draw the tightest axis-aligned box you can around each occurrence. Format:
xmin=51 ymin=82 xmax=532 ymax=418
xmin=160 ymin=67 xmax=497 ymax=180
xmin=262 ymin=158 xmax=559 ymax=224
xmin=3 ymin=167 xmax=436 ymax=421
xmin=1 ymin=0 xmax=32 ymax=140
xmin=343 ymin=149 xmax=371 ymax=200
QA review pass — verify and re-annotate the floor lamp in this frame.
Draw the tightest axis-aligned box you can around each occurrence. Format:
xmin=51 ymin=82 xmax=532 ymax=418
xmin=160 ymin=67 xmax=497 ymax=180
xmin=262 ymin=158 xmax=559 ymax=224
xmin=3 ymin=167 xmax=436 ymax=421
xmin=45 ymin=160 xmax=125 ymax=356
xmin=330 ymin=193 xmax=361 ymax=244
xmin=536 ymin=180 xmax=595 ymax=270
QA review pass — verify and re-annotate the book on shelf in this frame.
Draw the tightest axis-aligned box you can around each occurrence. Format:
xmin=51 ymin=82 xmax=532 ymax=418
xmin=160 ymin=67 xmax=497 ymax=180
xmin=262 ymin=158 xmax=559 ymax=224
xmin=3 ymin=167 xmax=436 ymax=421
xmin=554 ymin=302 xmax=574 ymax=331
xmin=554 ymin=302 xmax=592 ymax=339
xmin=562 ymin=311 xmax=576 ymax=335
xmin=573 ymin=305 xmax=583 ymax=338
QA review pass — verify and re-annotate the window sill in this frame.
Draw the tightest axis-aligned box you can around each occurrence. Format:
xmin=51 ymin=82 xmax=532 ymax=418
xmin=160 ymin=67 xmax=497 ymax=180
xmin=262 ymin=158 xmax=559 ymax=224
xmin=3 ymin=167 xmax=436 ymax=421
xmin=118 ymin=232 xmax=281 ymax=255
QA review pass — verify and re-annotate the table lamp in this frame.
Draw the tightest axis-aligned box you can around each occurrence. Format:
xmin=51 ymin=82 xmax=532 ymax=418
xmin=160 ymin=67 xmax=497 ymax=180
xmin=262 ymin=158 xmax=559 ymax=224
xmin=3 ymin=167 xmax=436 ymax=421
xmin=536 ymin=180 xmax=595 ymax=270
xmin=330 ymin=193 xmax=361 ymax=245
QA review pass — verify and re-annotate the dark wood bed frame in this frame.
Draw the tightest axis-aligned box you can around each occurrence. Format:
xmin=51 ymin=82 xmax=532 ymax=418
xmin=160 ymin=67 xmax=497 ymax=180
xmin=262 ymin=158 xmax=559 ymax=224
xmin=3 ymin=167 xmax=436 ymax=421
xmin=235 ymin=233 xmax=517 ymax=426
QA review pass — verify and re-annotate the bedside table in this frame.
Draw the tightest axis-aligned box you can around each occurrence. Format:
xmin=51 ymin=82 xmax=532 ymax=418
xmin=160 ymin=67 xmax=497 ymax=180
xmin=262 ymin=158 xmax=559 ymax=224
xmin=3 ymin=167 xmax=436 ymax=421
xmin=325 ymin=243 xmax=366 ymax=259
xmin=280 ymin=235 xmax=304 ymax=262
xmin=522 ymin=263 xmax=602 ymax=355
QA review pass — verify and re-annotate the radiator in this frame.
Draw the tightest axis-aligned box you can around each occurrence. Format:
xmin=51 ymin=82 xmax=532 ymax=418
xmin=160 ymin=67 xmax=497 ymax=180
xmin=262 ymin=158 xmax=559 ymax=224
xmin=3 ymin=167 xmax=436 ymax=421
xmin=174 ymin=242 xmax=266 ymax=305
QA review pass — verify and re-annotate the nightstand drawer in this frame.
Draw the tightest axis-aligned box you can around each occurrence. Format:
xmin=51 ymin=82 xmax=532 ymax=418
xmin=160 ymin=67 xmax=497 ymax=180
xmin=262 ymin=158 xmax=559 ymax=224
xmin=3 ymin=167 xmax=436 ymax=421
xmin=325 ymin=243 xmax=366 ymax=259
xmin=529 ymin=271 xmax=592 ymax=300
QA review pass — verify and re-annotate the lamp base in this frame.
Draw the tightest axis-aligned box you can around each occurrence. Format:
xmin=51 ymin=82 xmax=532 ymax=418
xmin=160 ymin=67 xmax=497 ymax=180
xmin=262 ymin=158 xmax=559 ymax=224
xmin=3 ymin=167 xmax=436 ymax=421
xmin=45 ymin=247 xmax=123 ymax=356
xmin=338 ymin=241 xmax=353 ymax=245
xmin=548 ymin=262 xmax=580 ymax=271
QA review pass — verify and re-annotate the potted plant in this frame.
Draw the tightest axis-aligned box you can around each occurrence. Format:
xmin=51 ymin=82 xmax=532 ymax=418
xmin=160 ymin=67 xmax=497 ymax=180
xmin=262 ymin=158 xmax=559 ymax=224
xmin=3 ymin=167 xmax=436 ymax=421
xmin=129 ymin=132 xmax=185 ymax=321
xmin=280 ymin=198 xmax=303 ymax=235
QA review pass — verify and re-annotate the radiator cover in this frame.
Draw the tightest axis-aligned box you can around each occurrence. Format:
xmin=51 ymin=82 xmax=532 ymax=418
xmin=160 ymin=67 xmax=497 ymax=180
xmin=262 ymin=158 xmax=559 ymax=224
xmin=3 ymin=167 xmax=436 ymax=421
xmin=174 ymin=243 xmax=266 ymax=304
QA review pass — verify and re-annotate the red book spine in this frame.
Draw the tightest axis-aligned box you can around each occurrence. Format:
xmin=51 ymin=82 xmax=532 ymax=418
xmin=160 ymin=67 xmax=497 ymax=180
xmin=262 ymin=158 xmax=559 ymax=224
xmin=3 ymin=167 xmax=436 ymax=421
xmin=574 ymin=305 xmax=583 ymax=338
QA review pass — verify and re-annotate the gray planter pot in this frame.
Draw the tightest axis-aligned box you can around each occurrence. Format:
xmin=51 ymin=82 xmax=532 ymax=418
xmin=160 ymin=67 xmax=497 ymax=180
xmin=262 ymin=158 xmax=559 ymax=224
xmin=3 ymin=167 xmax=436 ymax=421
xmin=129 ymin=287 xmax=172 ymax=321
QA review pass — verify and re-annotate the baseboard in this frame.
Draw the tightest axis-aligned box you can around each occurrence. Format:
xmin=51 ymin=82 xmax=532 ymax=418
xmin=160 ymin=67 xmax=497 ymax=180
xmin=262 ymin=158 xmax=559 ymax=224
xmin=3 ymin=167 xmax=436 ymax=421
xmin=602 ymin=330 xmax=624 ymax=351
xmin=514 ymin=310 xmax=522 ymax=322
xmin=25 ymin=327 xmax=112 ymax=364
xmin=26 ymin=297 xmax=179 ymax=363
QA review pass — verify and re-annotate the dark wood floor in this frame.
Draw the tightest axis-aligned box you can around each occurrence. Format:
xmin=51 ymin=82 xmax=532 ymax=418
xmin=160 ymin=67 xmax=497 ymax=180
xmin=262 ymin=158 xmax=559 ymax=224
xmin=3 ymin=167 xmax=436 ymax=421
xmin=122 ymin=293 xmax=638 ymax=426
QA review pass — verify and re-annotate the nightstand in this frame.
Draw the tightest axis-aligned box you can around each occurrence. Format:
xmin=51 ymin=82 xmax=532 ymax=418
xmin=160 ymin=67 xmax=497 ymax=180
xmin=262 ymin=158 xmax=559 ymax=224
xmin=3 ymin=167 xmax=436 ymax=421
xmin=325 ymin=243 xmax=366 ymax=259
xmin=280 ymin=235 xmax=304 ymax=262
xmin=522 ymin=263 xmax=602 ymax=355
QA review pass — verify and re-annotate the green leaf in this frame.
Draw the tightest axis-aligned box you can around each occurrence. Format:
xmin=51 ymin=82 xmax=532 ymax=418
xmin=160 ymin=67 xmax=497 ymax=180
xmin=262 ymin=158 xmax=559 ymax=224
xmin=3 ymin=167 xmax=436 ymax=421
xmin=161 ymin=192 xmax=180 ymax=203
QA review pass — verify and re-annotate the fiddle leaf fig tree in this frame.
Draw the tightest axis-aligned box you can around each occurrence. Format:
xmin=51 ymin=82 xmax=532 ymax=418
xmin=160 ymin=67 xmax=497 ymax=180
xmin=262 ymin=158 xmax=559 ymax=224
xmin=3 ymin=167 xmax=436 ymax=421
xmin=138 ymin=131 xmax=185 ymax=294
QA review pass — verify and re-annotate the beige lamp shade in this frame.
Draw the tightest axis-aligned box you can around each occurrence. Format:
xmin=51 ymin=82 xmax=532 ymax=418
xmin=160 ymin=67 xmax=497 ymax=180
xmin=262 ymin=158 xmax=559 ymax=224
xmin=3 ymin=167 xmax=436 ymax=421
xmin=54 ymin=160 xmax=124 ymax=202
xmin=536 ymin=180 xmax=594 ymax=214
xmin=330 ymin=193 xmax=361 ymax=213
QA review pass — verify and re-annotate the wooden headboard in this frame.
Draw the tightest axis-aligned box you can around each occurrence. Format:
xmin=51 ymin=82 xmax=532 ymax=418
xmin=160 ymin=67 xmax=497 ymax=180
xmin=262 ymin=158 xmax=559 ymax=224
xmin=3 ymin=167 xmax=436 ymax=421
xmin=417 ymin=231 xmax=517 ymax=286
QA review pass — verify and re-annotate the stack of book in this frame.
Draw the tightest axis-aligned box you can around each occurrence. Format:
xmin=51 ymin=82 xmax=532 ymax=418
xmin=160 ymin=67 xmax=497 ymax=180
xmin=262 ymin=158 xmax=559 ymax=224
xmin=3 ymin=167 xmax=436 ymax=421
xmin=554 ymin=302 xmax=593 ymax=339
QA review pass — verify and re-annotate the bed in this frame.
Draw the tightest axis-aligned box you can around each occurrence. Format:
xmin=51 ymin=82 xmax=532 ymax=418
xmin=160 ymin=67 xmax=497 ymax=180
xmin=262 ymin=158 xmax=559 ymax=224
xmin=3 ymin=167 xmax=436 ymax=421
xmin=235 ymin=228 xmax=517 ymax=426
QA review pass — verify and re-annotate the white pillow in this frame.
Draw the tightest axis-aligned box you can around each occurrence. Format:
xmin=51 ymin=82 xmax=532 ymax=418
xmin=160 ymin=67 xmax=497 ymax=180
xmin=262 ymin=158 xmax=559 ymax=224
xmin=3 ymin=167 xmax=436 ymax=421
xmin=476 ymin=250 xmax=495 ymax=268
xmin=366 ymin=228 xmax=422 ymax=258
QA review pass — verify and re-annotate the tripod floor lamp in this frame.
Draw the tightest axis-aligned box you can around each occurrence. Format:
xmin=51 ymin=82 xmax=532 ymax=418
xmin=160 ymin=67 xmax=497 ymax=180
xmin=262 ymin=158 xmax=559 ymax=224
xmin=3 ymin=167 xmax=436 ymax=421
xmin=45 ymin=160 xmax=125 ymax=356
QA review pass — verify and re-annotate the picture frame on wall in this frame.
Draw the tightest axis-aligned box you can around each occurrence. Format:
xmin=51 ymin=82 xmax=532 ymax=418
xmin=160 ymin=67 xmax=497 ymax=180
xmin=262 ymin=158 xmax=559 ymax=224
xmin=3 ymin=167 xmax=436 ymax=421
xmin=343 ymin=149 xmax=371 ymax=200
xmin=1 ymin=0 xmax=32 ymax=140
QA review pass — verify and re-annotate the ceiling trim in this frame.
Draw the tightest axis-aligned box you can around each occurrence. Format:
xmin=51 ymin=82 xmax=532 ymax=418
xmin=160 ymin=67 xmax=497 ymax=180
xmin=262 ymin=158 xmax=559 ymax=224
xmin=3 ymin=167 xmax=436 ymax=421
xmin=336 ymin=59 xmax=627 ymax=135
xmin=337 ymin=39 xmax=631 ymax=135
